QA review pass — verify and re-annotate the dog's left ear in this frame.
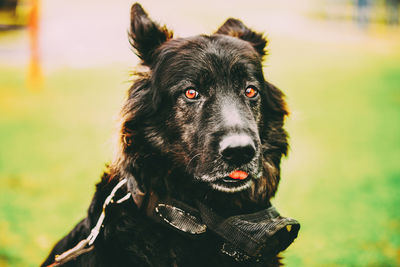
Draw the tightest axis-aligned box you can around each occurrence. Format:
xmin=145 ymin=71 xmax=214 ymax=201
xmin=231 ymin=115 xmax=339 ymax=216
xmin=215 ymin=18 xmax=267 ymax=58
xmin=263 ymin=81 xmax=289 ymax=117
xmin=129 ymin=3 xmax=173 ymax=66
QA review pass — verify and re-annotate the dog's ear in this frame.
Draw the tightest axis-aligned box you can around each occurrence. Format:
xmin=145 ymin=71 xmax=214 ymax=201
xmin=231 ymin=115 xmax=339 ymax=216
xmin=263 ymin=81 xmax=289 ymax=117
xmin=215 ymin=18 xmax=267 ymax=58
xmin=129 ymin=3 xmax=173 ymax=66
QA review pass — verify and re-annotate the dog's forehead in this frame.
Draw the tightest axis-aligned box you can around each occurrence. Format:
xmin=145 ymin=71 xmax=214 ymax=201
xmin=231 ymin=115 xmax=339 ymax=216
xmin=153 ymin=35 xmax=263 ymax=89
xmin=160 ymin=34 xmax=259 ymax=64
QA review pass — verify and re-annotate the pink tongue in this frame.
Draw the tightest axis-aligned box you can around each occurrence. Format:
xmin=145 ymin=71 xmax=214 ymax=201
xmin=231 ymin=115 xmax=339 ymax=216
xmin=228 ymin=170 xmax=248 ymax=180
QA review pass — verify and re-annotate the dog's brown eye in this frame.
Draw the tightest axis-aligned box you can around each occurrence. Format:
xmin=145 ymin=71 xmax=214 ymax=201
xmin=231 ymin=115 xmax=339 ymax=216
xmin=245 ymin=87 xmax=258 ymax=98
xmin=185 ymin=88 xmax=199 ymax=99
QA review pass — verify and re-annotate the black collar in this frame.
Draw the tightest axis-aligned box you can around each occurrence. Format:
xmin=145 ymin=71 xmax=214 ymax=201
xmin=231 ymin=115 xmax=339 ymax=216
xmin=137 ymin=186 xmax=300 ymax=262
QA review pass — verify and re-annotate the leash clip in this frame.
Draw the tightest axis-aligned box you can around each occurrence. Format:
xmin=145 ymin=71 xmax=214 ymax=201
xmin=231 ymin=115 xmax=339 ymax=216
xmin=220 ymin=242 xmax=251 ymax=262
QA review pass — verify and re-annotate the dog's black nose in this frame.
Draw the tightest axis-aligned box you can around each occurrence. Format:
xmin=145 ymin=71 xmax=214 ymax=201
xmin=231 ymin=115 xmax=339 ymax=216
xmin=219 ymin=135 xmax=256 ymax=165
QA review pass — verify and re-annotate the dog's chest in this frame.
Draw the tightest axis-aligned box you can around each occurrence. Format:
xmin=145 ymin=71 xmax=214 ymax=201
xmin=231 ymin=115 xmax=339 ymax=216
xmin=99 ymin=215 xmax=280 ymax=267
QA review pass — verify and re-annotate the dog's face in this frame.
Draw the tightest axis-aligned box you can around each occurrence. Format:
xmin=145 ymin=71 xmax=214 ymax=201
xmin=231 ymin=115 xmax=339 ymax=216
xmin=151 ymin=35 xmax=264 ymax=193
xmin=119 ymin=4 xmax=288 ymax=199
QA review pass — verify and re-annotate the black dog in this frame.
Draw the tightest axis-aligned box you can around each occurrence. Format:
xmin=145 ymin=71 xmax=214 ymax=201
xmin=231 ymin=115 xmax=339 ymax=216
xmin=42 ymin=3 xmax=299 ymax=267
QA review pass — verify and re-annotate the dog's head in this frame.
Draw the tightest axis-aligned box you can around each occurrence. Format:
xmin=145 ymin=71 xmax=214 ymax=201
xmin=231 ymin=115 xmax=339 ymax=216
xmin=114 ymin=3 xmax=288 ymax=203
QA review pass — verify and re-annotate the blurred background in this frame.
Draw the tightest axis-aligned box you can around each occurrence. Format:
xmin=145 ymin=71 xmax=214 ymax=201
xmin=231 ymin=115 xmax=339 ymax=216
xmin=1 ymin=0 xmax=399 ymax=266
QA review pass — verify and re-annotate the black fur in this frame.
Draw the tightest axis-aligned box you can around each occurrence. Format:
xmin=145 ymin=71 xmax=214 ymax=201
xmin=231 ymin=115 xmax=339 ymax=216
xmin=42 ymin=3 xmax=290 ymax=266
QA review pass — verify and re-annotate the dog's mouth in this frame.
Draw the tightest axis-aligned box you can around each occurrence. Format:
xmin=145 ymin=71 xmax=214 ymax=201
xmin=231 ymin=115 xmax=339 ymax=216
xmin=210 ymin=170 xmax=254 ymax=193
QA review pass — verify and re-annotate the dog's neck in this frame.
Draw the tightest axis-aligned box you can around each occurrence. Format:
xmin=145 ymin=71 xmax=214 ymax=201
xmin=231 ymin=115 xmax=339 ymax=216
xmin=119 ymin=162 xmax=299 ymax=263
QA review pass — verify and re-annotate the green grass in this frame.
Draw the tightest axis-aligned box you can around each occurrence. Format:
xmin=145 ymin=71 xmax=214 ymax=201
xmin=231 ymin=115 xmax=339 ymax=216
xmin=0 ymin=66 xmax=128 ymax=266
xmin=270 ymin=39 xmax=400 ymax=266
xmin=1 ymin=37 xmax=399 ymax=266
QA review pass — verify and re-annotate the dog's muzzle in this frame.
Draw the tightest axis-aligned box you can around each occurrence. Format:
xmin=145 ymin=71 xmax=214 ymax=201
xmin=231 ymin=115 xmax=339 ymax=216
xmin=147 ymin=195 xmax=300 ymax=262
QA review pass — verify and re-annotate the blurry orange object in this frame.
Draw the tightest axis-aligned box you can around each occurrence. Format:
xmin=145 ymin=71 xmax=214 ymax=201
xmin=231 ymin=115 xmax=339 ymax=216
xmin=28 ymin=0 xmax=42 ymax=91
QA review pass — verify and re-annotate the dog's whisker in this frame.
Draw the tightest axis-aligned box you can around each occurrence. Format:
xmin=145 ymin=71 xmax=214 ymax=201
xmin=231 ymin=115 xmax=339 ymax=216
xmin=186 ymin=153 xmax=201 ymax=171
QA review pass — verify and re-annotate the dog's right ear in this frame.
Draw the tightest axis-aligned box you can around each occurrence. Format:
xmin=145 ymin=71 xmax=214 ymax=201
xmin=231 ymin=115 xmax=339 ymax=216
xmin=129 ymin=3 xmax=173 ymax=66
